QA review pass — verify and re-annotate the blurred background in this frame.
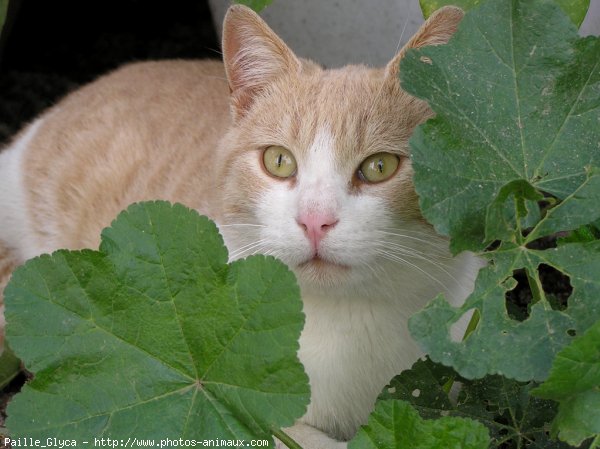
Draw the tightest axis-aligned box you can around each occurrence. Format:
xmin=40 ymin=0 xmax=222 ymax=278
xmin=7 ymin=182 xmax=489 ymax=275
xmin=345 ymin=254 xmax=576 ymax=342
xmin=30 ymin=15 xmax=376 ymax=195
xmin=0 ymin=0 xmax=598 ymax=144
xmin=0 ymin=0 xmax=220 ymax=143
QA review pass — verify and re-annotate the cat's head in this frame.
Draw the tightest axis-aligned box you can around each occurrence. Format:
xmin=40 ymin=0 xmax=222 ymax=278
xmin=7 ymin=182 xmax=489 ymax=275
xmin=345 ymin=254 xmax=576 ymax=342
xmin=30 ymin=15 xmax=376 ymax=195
xmin=217 ymin=5 xmax=466 ymax=301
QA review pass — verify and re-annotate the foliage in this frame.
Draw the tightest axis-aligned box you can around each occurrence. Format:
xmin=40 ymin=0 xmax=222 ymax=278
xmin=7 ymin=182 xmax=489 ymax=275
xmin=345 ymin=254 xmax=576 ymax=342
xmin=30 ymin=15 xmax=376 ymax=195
xmin=0 ymin=347 xmax=19 ymax=389
xmin=0 ymin=0 xmax=8 ymax=37
xmin=399 ymin=0 xmax=600 ymax=446
xmin=380 ymin=357 xmax=575 ymax=449
xmin=348 ymin=398 xmax=489 ymax=449
xmin=5 ymin=202 xmax=309 ymax=441
xmin=532 ymin=321 xmax=600 ymax=446
xmin=234 ymin=0 xmax=274 ymax=13
xmin=418 ymin=0 xmax=590 ymax=27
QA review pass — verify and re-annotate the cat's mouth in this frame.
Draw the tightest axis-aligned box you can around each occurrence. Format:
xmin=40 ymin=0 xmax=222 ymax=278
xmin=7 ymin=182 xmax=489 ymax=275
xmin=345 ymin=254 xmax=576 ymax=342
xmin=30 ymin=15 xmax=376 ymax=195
xmin=295 ymin=255 xmax=351 ymax=286
xmin=298 ymin=255 xmax=350 ymax=271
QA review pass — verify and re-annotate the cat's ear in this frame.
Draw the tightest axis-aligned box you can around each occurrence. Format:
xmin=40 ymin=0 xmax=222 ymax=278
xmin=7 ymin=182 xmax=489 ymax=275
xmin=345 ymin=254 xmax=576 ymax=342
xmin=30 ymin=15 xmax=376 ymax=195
xmin=222 ymin=5 xmax=302 ymax=118
xmin=384 ymin=6 xmax=463 ymax=80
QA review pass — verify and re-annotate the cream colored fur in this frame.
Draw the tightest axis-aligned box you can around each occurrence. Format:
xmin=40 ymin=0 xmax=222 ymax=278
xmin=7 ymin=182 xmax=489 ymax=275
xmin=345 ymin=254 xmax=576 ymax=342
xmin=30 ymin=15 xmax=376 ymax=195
xmin=0 ymin=5 xmax=477 ymax=448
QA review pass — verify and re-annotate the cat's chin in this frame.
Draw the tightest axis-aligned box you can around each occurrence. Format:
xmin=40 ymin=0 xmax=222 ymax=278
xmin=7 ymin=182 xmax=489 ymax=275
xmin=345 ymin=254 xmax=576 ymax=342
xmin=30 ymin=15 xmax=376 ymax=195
xmin=295 ymin=256 xmax=352 ymax=287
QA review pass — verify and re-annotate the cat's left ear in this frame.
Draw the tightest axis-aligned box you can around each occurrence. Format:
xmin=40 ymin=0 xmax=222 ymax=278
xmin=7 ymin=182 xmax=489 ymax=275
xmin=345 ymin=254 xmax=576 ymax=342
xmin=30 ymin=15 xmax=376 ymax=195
xmin=222 ymin=5 xmax=302 ymax=119
xmin=384 ymin=6 xmax=463 ymax=80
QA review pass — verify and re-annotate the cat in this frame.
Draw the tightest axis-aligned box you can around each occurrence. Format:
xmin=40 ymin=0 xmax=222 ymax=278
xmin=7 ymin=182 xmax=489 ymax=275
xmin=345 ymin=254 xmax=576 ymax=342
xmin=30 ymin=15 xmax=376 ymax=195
xmin=0 ymin=4 xmax=479 ymax=448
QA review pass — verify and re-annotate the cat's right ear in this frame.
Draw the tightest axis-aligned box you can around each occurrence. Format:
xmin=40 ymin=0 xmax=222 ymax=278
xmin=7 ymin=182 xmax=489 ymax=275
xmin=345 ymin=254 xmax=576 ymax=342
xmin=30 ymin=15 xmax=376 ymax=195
xmin=222 ymin=5 xmax=301 ymax=119
xmin=384 ymin=5 xmax=464 ymax=81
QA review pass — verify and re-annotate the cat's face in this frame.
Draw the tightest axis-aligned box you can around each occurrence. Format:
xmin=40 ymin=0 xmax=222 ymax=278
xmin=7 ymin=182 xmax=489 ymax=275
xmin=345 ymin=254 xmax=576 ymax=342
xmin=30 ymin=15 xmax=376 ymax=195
xmin=217 ymin=5 xmax=464 ymax=298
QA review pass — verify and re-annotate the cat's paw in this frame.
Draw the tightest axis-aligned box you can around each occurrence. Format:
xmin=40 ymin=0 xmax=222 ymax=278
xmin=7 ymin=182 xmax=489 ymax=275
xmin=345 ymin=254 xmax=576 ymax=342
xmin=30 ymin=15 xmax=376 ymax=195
xmin=275 ymin=423 xmax=347 ymax=449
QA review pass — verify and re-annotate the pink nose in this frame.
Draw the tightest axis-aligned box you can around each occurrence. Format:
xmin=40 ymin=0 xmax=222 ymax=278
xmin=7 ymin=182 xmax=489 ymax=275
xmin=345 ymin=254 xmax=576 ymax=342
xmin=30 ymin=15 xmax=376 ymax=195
xmin=297 ymin=212 xmax=338 ymax=251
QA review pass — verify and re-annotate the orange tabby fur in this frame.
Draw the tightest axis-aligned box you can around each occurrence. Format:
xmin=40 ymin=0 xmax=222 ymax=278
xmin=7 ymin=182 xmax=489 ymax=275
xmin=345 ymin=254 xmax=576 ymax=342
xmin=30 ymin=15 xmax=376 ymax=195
xmin=0 ymin=5 xmax=469 ymax=447
xmin=24 ymin=60 xmax=229 ymax=251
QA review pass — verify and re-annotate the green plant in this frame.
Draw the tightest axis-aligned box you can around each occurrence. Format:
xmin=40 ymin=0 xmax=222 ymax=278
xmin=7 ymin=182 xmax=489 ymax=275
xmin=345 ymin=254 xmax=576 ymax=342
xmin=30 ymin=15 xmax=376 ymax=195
xmin=419 ymin=0 xmax=590 ymax=27
xmin=3 ymin=0 xmax=599 ymax=447
xmin=0 ymin=0 xmax=8 ymax=37
xmin=6 ymin=202 xmax=309 ymax=443
xmin=234 ymin=0 xmax=273 ymax=13
xmin=400 ymin=0 xmax=600 ymax=446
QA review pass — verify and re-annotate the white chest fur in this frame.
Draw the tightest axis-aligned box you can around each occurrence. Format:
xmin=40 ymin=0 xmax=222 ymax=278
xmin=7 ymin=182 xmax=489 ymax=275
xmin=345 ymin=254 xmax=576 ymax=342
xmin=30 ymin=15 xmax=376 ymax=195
xmin=296 ymin=249 xmax=481 ymax=440
xmin=298 ymin=294 xmax=420 ymax=439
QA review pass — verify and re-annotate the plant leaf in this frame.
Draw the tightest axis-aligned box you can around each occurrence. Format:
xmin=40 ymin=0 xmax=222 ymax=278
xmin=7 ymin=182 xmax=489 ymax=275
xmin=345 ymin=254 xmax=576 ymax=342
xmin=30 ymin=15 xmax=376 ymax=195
xmin=403 ymin=0 xmax=600 ymax=385
xmin=403 ymin=0 xmax=600 ymax=254
xmin=348 ymin=398 xmax=490 ymax=449
xmin=378 ymin=357 xmax=456 ymax=418
xmin=418 ymin=0 xmax=590 ymax=27
xmin=410 ymin=241 xmax=600 ymax=381
xmin=381 ymin=358 xmax=574 ymax=449
xmin=4 ymin=201 xmax=309 ymax=440
xmin=0 ymin=0 xmax=9 ymax=37
xmin=0 ymin=345 xmax=20 ymax=390
xmin=484 ymin=179 xmax=543 ymax=243
xmin=527 ymin=166 xmax=600 ymax=242
xmin=419 ymin=0 xmax=484 ymax=19
xmin=234 ymin=0 xmax=274 ymax=13
xmin=557 ymin=224 xmax=600 ymax=245
xmin=532 ymin=320 xmax=600 ymax=446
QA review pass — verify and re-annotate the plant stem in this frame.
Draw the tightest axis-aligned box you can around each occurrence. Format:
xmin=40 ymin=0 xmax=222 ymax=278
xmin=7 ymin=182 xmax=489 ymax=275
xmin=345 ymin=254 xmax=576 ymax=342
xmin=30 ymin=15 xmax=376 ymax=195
xmin=589 ymin=435 xmax=600 ymax=449
xmin=441 ymin=375 xmax=455 ymax=395
xmin=442 ymin=309 xmax=481 ymax=396
xmin=462 ymin=309 xmax=481 ymax=340
xmin=525 ymin=268 xmax=546 ymax=305
xmin=271 ymin=428 xmax=304 ymax=449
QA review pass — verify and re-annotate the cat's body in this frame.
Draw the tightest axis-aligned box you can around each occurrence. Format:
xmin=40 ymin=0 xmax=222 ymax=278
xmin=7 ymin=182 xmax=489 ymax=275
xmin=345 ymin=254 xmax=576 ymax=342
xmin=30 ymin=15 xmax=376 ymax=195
xmin=0 ymin=5 xmax=478 ymax=447
xmin=0 ymin=60 xmax=229 ymax=260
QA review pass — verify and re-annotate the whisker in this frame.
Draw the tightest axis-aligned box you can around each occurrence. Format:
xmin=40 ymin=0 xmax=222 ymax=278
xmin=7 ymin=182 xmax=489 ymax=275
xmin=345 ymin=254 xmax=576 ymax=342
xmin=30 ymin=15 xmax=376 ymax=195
xmin=378 ymin=228 xmax=449 ymax=239
xmin=375 ymin=230 xmax=451 ymax=253
xmin=359 ymin=259 xmax=388 ymax=287
xmin=376 ymin=229 xmax=446 ymax=242
xmin=381 ymin=240 xmax=452 ymax=259
xmin=374 ymin=247 xmax=449 ymax=290
xmin=229 ymin=239 xmax=268 ymax=259
xmin=374 ymin=241 xmax=461 ymax=285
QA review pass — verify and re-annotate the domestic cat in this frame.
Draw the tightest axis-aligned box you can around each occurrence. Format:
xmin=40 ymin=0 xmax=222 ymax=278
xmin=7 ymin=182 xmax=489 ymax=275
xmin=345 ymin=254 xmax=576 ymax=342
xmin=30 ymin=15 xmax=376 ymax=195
xmin=0 ymin=4 xmax=479 ymax=447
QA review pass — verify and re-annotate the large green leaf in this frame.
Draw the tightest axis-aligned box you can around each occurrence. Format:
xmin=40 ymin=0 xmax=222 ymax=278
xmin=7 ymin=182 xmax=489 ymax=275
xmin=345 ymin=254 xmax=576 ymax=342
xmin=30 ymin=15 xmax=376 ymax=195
xmin=410 ymin=241 xmax=600 ymax=381
xmin=5 ymin=201 xmax=309 ymax=441
xmin=348 ymin=398 xmax=489 ymax=449
xmin=402 ymin=0 xmax=600 ymax=383
xmin=419 ymin=0 xmax=590 ymax=27
xmin=402 ymin=0 xmax=600 ymax=254
xmin=381 ymin=358 xmax=576 ymax=449
xmin=532 ymin=321 xmax=600 ymax=446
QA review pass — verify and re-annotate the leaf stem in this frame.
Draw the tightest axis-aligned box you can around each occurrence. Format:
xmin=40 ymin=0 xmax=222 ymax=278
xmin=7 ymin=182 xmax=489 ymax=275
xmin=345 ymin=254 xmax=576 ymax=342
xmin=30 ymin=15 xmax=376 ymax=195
xmin=525 ymin=268 xmax=545 ymax=305
xmin=589 ymin=435 xmax=600 ymax=449
xmin=442 ymin=309 xmax=481 ymax=396
xmin=463 ymin=309 xmax=481 ymax=340
xmin=271 ymin=428 xmax=304 ymax=449
xmin=441 ymin=375 xmax=455 ymax=395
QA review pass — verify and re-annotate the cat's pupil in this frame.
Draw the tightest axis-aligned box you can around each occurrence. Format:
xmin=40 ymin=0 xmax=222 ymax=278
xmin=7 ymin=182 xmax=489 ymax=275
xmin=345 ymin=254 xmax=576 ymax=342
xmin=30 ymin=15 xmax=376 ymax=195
xmin=377 ymin=159 xmax=384 ymax=173
xmin=276 ymin=153 xmax=283 ymax=168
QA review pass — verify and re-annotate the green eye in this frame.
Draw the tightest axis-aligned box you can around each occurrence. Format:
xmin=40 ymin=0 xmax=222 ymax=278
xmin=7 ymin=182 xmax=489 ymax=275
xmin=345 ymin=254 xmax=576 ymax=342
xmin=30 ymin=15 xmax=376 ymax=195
xmin=358 ymin=152 xmax=400 ymax=183
xmin=263 ymin=146 xmax=297 ymax=178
